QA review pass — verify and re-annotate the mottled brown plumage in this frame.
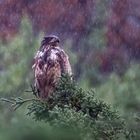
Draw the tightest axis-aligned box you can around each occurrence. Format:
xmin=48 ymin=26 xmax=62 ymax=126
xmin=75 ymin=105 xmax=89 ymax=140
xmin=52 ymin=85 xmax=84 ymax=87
xmin=32 ymin=35 xmax=72 ymax=99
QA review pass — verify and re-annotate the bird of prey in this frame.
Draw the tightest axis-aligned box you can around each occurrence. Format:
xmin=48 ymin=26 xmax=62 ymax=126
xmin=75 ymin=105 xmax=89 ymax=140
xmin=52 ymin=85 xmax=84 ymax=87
xmin=32 ymin=35 xmax=72 ymax=99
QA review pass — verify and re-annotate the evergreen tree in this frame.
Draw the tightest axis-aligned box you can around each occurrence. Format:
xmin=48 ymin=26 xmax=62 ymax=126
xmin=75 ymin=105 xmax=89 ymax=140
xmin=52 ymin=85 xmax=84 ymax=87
xmin=2 ymin=75 xmax=133 ymax=140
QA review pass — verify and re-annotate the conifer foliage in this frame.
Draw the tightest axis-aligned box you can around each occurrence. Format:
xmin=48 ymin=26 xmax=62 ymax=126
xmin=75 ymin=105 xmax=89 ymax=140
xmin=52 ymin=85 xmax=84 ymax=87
xmin=1 ymin=75 xmax=134 ymax=140
xmin=26 ymin=74 xmax=129 ymax=139
xmin=1 ymin=74 xmax=134 ymax=139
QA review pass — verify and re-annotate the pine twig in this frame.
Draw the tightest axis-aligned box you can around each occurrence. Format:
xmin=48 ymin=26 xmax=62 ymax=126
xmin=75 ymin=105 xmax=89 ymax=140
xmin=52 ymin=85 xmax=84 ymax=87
xmin=0 ymin=97 xmax=39 ymax=110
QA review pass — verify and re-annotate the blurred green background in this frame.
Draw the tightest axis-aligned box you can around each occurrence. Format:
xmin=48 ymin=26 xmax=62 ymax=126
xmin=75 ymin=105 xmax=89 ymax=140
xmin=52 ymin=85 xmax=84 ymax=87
xmin=0 ymin=0 xmax=140 ymax=139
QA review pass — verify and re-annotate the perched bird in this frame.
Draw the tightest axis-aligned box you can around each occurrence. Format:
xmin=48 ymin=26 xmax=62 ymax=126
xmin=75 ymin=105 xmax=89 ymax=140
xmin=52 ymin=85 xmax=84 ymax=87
xmin=32 ymin=35 xmax=72 ymax=99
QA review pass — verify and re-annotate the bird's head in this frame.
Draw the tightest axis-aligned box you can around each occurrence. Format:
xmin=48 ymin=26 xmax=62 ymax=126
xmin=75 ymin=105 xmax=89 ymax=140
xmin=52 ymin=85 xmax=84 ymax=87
xmin=41 ymin=35 xmax=60 ymax=49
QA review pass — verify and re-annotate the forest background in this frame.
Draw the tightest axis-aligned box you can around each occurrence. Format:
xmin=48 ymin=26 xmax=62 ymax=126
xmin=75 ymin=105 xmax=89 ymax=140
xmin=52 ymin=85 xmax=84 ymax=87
xmin=0 ymin=0 xmax=140 ymax=139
